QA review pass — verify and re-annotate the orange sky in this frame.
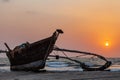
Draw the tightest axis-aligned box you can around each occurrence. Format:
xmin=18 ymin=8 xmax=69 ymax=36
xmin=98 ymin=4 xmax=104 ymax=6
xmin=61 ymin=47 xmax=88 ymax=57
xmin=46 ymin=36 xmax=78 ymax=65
xmin=0 ymin=0 xmax=120 ymax=57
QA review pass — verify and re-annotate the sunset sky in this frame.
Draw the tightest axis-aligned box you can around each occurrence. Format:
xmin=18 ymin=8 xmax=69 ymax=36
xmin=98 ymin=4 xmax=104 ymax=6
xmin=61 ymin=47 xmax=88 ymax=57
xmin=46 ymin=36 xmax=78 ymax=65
xmin=0 ymin=0 xmax=120 ymax=57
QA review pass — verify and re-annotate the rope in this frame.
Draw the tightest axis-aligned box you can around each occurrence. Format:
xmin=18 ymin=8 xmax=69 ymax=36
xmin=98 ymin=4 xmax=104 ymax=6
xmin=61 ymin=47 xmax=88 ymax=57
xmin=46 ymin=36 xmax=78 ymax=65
xmin=54 ymin=45 xmax=68 ymax=58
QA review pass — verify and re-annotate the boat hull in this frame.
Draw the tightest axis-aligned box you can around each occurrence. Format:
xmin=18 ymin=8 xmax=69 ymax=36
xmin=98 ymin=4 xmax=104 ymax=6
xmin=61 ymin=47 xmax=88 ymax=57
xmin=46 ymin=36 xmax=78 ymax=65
xmin=5 ymin=29 xmax=63 ymax=71
xmin=11 ymin=60 xmax=45 ymax=71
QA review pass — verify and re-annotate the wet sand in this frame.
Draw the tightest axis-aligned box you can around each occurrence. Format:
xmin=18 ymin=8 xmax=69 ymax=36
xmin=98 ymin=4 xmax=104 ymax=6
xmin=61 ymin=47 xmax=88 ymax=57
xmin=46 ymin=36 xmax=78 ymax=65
xmin=0 ymin=57 xmax=120 ymax=80
xmin=0 ymin=71 xmax=120 ymax=80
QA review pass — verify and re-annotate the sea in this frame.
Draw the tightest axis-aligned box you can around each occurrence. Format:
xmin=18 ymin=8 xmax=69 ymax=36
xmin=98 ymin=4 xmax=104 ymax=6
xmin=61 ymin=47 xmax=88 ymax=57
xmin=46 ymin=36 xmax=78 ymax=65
xmin=0 ymin=54 xmax=120 ymax=72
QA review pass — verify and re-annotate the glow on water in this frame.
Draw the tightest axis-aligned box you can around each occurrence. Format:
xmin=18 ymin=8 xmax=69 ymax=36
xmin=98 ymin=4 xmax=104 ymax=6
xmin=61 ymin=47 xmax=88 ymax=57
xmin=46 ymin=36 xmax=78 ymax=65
xmin=0 ymin=62 xmax=120 ymax=72
xmin=108 ymin=65 xmax=120 ymax=71
xmin=45 ymin=61 xmax=83 ymax=71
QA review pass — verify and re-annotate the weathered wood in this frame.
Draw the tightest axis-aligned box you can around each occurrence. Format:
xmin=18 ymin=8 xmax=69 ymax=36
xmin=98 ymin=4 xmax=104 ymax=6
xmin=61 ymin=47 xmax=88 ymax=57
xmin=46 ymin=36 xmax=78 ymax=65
xmin=5 ymin=29 xmax=63 ymax=71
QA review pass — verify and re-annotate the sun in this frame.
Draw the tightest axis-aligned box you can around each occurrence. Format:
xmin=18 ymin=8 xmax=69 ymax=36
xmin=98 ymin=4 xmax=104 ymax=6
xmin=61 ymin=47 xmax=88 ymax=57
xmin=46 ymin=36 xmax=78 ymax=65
xmin=105 ymin=40 xmax=109 ymax=47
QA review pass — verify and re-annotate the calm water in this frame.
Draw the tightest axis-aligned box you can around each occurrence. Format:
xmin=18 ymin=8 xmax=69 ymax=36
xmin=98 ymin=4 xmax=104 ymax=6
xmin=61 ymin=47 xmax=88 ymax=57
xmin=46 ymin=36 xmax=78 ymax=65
xmin=0 ymin=61 xmax=120 ymax=72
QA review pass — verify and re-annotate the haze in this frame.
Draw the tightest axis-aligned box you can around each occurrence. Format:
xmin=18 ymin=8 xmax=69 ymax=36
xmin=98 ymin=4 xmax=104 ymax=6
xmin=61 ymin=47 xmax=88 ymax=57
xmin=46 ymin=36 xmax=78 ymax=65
xmin=0 ymin=0 xmax=120 ymax=57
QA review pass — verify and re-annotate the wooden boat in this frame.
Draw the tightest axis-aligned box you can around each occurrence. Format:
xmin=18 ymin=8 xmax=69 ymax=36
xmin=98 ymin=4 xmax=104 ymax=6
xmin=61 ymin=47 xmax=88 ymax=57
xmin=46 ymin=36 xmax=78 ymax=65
xmin=4 ymin=29 xmax=63 ymax=71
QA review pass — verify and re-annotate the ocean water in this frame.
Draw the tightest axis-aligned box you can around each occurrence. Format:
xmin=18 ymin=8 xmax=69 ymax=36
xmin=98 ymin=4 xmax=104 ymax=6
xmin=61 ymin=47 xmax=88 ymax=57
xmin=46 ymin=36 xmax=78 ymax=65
xmin=0 ymin=57 xmax=120 ymax=72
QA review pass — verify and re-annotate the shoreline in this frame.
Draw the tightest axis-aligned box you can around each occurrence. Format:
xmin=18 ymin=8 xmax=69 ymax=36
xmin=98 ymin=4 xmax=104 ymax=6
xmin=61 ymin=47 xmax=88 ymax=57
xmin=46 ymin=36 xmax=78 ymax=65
xmin=0 ymin=57 xmax=120 ymax=80
xmin=0 ymin=71 xmax=120 ymax=80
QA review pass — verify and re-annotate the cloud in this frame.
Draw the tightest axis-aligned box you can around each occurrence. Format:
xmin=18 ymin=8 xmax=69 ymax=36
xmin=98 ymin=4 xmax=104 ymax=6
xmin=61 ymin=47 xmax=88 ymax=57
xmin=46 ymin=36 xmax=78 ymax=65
xmin=26 ymin=11 xmax=36 ymax=14
xmin=25 ymin=10 xmax=39 ymax=15
xmin=1 ymin=0 xmax=10 ymax=3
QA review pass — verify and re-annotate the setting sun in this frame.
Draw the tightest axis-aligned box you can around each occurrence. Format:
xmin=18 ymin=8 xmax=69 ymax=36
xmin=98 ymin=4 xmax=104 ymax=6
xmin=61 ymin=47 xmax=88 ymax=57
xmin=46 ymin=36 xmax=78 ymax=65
xmin=105 ymin=41 xmax=109 ymax=47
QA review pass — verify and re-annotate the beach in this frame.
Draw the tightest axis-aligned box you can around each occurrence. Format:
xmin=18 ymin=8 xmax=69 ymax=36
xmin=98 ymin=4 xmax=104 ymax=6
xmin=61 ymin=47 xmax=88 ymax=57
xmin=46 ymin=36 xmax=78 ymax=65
xmin=0 ymin=57 xmax=120 ymax=80
xmin=0 ymin=71 xmax=120 ymax=80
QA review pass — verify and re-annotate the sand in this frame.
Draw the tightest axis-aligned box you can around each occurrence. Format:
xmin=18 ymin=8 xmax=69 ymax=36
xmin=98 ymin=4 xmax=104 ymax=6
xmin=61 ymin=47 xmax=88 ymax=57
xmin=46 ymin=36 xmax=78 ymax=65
xmin=0 ymin=71 xmax=120 ymax=80
xmin=0 ymin=57 xmax=120 ymax=80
